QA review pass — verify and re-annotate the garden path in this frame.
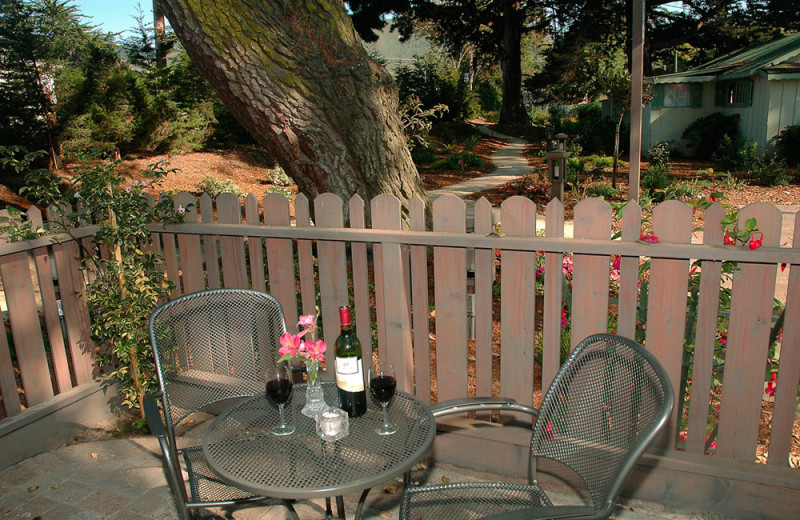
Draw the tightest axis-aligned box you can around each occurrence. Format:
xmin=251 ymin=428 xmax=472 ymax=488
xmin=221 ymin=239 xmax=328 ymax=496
xmin=429 ymin=124 xmax=575 ymax=237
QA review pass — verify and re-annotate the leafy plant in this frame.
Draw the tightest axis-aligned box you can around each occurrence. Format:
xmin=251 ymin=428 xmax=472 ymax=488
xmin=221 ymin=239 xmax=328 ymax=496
xmin=267 ymin=165 xmax=293 ymax=186
xmin=682 ymin=112 xmax=741 ymax=159
xmin=645 ymin=140 xmax=673 ymax=169
xmin=641 ymin=163 xmax=670 ymax=193
xmin=774 ymin=124 xmax=800 ymax=167
xmin=195 ymin=175 xmax=245 ymax=197
xmin=19 ymin=152 xmax=184 ymax=421
xmin=749 ymin=155 xmax=789 ymax=186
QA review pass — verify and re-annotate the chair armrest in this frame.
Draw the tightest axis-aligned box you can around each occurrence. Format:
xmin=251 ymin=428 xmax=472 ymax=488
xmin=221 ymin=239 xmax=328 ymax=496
xmin=143 ymin=391 xmax=167 ymax=438
xmin=481 ymin=505 xmax=596 ymax=520
xmin=430 ymin=397 xmax=539 ymax=418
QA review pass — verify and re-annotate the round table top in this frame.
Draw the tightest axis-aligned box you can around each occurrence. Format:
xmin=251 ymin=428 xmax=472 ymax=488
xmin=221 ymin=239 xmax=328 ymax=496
xmin=202 ymin=381 xmax=435 ymax=499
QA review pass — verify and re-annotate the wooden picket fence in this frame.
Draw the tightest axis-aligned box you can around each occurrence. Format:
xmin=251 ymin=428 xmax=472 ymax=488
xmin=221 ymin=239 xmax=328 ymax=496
xmin=1 ymin=192 xmax=798 ymax=515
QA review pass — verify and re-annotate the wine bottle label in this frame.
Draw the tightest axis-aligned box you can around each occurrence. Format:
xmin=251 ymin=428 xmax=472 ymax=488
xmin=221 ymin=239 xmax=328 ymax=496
xmin=336 ymin=356 xmax=364 ymax=392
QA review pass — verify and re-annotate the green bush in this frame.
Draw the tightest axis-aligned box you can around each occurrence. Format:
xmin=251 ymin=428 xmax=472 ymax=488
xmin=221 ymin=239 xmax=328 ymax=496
xmin=411 ymin=140 xmax=438 ymax=165
xmin=196 ymin=175 xmax=245 ymax=197
xmin=750 ymin=156 xmax=790 ymax=186
xmin=583 ymin=182 xmax=619 ymax=199
xmin=645 ymin=141 xmax=673 ymax=169
xmin=557 ymin=103 xmax=616 ymax=155
xmin=431 ymin=153 xmax=482 ymax=170
xmin=395 ymin=57 xmax=477 ymax=121
xmin=682 ymin=112 xmax=740 ymax=159
xmin=641 ymin=164 xmax=670 ymax=193
xmin=267 ymin=165 xmax=293 ymax=186
xmin=665 ymin=179 xmax=704 ymax=200
xmin=476 ymin=79 xmax=502 ymax=113
xmin=774 ymin=124 xmax=800 ymax=167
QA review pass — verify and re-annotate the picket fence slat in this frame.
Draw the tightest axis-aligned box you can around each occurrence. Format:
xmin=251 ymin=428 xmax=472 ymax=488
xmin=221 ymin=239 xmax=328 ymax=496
xmin=717 ymin=203 xmax=783 ymax=460
xmin=217 ymin=194 xmax=248 ymax=289
xmin=617 ymin=202 xmax=642 ymax=339
xmin=769 ymin=210 xmax=800 ymax=465
xmin=647 ymin=200 xmax=693 ymax=448
xmin=474 ymin=197 xmax=494 ymax=411
xmin=433 ymin=194 xmax=468 ymax=402
xmin=200 ymin=194 xmax=221 ymax=289
xmin=48 ymin=205 xmax=94 ymax=385
xmin=264 ymin=193 xmax=298 ymax=330
xmin=349 ymin=195 xmax=373 ymax=377
xmin=245 ymin=194 xmax=266 ymax=294
xmin=175 ymin=193 xmax=205 ymax=295
xmin=27 ymin=207 xmax=71 ymax=393
xmin=499 ymin=196 xmax=536 ymax=415
xmin=687 ymin=203 xmax=726 ymax=454
xmin=409 ymin=195 xmax=431 ymax=403
xmin=295 ymin=195 xmax=317 ymax=322
xmin=571 ymin=198 xmax=612 ymax=348
xmin=314 ymin=194 xmax=349 ymax=346
xmin=373 ymin=195 xmax=413 ymax=393
xmin=542 ymin=198 xmax=564 ymax=396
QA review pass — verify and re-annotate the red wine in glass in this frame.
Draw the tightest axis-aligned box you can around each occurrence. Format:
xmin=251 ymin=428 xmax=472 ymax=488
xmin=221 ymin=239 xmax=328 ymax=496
xmin=370 ymin=375 xmax=396 ymax=403
xmin=368 ymin=363 xmax=397 ymax=435
xmin=266 ymin=362 xmax=295 ymax=435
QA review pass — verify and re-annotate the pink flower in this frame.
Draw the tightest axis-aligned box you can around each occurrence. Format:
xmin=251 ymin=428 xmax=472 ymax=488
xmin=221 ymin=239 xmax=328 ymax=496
xmin=536 ymin=267 xmax=545 ymax=278
xmin=678 ymin=431 xmax=688 ymax=443
xmin=642 ymin=235 xmax=659 ymax=243
xmin=612 ymin=255 xmax=620 ymax=270
xmin=279 ymin=332 xmax=301 ymax=357
xmin=304 ymin=339 xmax=327 ymax=361
xmin=561 ymin=308 xmax=568 ymax=328
xmin=297 ymin=314 xmax=316 ymax=328
xmin=177 ymin=205 xmax=186 ymax=214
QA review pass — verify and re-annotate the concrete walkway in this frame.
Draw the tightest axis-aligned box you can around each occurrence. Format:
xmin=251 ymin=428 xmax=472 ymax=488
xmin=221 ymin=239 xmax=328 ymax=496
xmin=0 ymin=412 xmax=706 ymax=520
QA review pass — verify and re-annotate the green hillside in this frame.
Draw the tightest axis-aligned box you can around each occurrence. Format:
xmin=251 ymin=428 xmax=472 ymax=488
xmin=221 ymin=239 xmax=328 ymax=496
xmin=364 ymin=28 xmax=430 ymax=71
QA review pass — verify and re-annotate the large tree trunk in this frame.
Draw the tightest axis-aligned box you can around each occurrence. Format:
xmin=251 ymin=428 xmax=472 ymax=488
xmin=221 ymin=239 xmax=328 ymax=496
xmin=156 ymin=0 xmax=428 ymax=212
xmin=498 ymin=0 xmax=528 ymax=127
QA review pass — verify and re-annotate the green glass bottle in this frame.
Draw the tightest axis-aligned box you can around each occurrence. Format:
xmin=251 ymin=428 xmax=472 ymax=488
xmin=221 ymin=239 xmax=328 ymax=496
xmin=334 ymin=306 xmax=367 ymax=417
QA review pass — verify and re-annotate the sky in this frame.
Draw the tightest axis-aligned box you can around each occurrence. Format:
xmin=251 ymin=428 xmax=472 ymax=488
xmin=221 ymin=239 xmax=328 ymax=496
xmin=72 ymin=0 xmax=156 ymax=36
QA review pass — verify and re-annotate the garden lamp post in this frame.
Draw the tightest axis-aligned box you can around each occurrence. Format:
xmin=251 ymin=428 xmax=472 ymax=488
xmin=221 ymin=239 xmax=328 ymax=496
xmin=547 ymin=133 xmax=569 ymax=201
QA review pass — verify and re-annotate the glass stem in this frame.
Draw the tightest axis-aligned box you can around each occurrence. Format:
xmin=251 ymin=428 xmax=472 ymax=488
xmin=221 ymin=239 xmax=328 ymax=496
xmin=279 ymin=403 xmax=287 ymax=428
xmin=381 ymin=401 xmax=389 ymax=427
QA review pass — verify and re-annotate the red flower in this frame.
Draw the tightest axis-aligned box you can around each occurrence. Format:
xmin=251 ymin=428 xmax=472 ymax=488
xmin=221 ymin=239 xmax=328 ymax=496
xmin=612 ymin=255 xmax=621 ymax=270
xmin=749 ymin=237 xmax=763 ymax=250
xmin=781 ymin=263 xmax=787 ymax=272
xmin=643 ymin=235 xmax=659 ymax=244
xmin=723 ymin=233 xmax=735 ymax=246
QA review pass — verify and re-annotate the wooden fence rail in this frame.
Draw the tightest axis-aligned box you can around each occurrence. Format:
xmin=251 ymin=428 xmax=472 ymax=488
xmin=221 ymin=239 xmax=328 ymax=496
xmin=0 ymin=192 xmax=798 ymax=514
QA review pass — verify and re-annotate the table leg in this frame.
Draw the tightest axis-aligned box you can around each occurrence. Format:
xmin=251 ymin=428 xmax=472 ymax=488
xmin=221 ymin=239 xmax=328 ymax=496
xmin=354 ymin=488 xmax=371 ymax=520
xmin=336 ymin=496 xmax=346 ymax=519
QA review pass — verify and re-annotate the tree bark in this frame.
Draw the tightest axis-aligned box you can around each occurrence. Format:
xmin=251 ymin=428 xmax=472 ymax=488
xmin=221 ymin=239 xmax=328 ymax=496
xmin=156 ymin=0 xmax=428 ymax=213
xmin=499 ymin=0 xmax=528 ymax=126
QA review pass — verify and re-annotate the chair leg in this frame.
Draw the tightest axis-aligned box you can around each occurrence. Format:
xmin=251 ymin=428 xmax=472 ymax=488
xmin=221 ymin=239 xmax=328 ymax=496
xmin=282 ymin=500 xmax=300 ymax=520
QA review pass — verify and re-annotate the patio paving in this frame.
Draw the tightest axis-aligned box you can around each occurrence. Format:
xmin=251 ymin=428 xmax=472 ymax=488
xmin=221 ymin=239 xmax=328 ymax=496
xmin=0 ymin=412 xmax=708 ymax=520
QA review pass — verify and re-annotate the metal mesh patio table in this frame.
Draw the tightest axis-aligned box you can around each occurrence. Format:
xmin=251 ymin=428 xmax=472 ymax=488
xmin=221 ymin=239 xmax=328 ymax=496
xmin=202 ymin=381 xmax=435 ymax=519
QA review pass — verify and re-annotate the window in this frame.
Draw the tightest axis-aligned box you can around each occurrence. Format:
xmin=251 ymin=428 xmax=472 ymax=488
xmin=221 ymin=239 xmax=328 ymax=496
xmin=651 ymin=83 xmax=702 ymax=109
xmin=714 ymin=79 xmax=753 ymax=107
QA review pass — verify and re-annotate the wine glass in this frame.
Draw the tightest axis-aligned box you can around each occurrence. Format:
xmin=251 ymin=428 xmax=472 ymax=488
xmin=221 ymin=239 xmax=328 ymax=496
xmin=266 ymin=362 xmax=295 ymax=436
xmin=369 ymin=362 xmax=397 ymax=435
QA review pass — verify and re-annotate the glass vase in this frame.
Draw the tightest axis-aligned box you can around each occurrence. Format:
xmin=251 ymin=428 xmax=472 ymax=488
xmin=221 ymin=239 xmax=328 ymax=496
xmin=301 ymin=359 xmax=327 ymax=417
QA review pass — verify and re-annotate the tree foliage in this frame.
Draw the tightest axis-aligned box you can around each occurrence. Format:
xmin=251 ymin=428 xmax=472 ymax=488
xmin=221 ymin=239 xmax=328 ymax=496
xmin=349 ymin=0 xmax=547 ymax=126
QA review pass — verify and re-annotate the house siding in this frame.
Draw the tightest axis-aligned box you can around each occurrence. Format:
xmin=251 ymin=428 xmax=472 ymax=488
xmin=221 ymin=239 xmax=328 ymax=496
xmin=644 ymin=76 xmax=800 ymax=155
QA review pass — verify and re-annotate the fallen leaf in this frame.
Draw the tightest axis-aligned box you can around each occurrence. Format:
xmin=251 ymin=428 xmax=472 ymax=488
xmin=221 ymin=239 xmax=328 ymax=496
xmin=91 ymin=453 xmax=99 ymax=459
xmin=441 ymin=476 xmax=450 ymax=484
xmin=380 ymin=512 xmax=393 ymax=518
xmin=383 ymin=485 xmax=397 ymax=494
xmin=28 ymin=486 xmax=39 ymax=492
xmin=52 ymin=483 xmax=60 ymax=489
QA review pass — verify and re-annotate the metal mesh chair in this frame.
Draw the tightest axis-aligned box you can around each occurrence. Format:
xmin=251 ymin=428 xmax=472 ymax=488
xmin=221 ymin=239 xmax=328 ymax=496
xmin=400 ymin=333 xmax=674 ymax=520
xmin=144 ymin=288 xmax=298 ymax=520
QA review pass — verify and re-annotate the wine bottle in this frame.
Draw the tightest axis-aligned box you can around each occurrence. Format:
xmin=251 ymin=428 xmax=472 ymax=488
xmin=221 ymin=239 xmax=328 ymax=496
xmin=334 ymin=306 xmax=367 ymax=417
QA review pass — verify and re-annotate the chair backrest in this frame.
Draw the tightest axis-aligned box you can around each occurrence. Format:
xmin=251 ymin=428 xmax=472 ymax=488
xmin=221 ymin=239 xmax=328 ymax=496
xmin=149 ymin=288 xmax=287 ymax=432
xmin=530 ymin=333 xmax=674 ymax=517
